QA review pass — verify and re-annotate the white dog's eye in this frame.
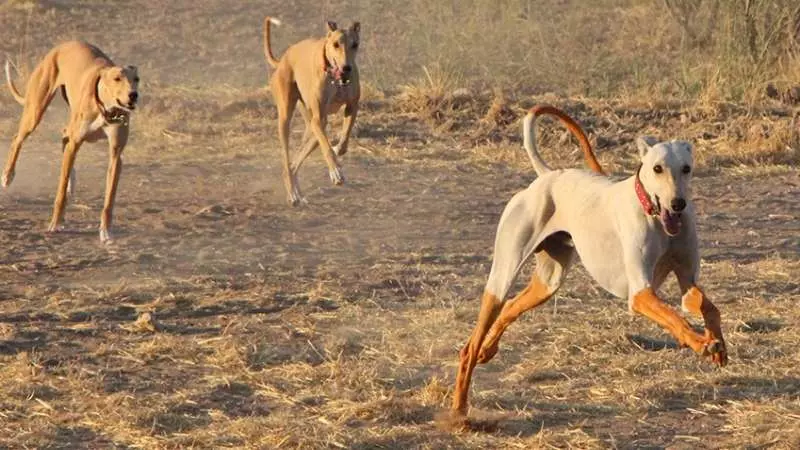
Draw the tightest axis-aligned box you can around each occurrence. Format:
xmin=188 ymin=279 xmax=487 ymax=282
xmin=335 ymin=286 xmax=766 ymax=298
xmin=352 ymin=42 xmax=359 ymax=49
xmin=682 ymin=165 xmax=691 ymax=174
xmin=653 ymin=165 xmax=663 ymax=174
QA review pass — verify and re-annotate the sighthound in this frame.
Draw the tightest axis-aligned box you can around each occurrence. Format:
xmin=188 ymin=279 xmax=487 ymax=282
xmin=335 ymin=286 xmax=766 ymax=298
xmin=4 ymin=41 xmax=139 ymax=243
xmin=263 ymin=16 xmax=360 ymax=206
xmin=446 ymin=105 xmax=727 ymax=429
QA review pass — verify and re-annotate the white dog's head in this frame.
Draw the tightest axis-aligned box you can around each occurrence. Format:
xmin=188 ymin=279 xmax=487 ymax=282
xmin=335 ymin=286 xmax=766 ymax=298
xmin=636 ymin=136 xmax=694 ymax=236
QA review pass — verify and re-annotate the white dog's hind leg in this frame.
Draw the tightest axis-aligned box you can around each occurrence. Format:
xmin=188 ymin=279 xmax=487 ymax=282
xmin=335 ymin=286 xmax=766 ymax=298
xmin=478 ymin=236 xmax=576 ymax=364
xmin=451 ymin=189 xmax=550 ymax=418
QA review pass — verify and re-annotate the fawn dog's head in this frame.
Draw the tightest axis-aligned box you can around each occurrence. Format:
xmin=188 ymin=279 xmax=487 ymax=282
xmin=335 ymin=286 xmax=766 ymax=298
xmin=323 ymin=20 xmax=360 ymax=86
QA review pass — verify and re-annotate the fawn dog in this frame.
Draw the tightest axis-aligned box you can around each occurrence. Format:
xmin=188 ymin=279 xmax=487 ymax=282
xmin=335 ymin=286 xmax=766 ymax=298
xmin=264 ymin=17 xmax=360 ymax=205
xmin=4 ymin=41 xmax=139 ymax=242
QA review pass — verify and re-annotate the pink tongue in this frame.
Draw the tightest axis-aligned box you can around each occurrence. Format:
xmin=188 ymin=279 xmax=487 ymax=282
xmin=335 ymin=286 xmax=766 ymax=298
xmin=661 ymin=209 xmax=681 ymax=235
xmin=333 ymin=68 xmax=344 ymax=80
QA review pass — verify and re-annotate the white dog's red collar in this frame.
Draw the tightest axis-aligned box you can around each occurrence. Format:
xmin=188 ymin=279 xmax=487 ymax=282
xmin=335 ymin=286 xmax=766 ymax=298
xmin=634 ymin=167 xmax=657 ymax=216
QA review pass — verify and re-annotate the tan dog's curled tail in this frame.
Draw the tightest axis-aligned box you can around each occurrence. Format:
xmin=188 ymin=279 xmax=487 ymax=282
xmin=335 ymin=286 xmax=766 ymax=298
xmin=523 ymin=105 xmax=605 ymax=176
xmin=263 ymin=16 xmax=282 ymax=69
xmin=5 ymin=60 xmax=25 ymax=105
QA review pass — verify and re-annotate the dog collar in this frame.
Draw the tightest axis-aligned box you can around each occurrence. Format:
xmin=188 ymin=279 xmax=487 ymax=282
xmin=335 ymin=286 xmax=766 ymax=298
xmin=634 ymin=166 xmax=658 ymax=216
xmin=94 ymin=77 xmax=129 ymax=125
xmin=321 ymin=46 xmax=332 ymax=74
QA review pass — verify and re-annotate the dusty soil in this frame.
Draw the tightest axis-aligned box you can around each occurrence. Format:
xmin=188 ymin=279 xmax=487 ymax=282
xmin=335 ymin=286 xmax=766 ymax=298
xmin=0 ymin=1 xmax=799 ymax=449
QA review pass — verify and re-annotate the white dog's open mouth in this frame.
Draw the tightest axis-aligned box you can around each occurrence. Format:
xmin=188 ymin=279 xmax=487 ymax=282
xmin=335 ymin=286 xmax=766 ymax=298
xmin=660 ymin=209 xmax=682 ymax=236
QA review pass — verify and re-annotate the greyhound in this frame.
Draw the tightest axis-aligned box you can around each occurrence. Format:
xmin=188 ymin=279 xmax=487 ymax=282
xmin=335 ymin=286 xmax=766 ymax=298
xmin=445 ymin=105 xmax=727 ymax=429
xmin=264 ymin=16 xmax=360 ymax=206
xmin=4 ymin=41 xmax=139 ymax=243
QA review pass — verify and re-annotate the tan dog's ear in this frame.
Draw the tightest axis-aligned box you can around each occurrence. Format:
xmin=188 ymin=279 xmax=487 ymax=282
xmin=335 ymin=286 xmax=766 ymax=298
xmin=91 ymin=70 xmax=104 ymax=105
xmin=350 ymin=21 xmax=360 ymax=36
xmin=326 ymin=21 xmax=338 ymax=33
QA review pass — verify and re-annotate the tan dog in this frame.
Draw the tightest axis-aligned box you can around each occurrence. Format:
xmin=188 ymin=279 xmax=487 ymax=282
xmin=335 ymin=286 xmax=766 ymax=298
xmin=264 ymin=16 xmax=360 ymax=205
xmin=4 ymin=41 xmax=139 ymax=243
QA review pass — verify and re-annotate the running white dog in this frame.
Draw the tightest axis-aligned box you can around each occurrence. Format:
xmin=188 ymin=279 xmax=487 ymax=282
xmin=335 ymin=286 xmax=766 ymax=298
xmin=446 ymin=105 xmax=727 ymax=429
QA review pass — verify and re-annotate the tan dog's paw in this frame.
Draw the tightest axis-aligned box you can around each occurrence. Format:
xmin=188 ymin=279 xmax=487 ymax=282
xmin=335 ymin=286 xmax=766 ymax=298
xmin=46 ymin=222 xmax=63 ymax=233
xmin=2 ymin=170 xmax=14 ymax=188
xmin=99 ymin=229 xmax=113 ymax=243
xmin=287 ymin=185 xmax=306 ymax=207
xmin=329 ymin=166 xmax=345 ymax=185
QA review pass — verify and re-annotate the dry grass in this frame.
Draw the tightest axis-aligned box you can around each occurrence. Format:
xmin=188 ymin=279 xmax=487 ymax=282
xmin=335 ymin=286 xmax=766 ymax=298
xmin=0 ymin=1 xmax=798 ymax=449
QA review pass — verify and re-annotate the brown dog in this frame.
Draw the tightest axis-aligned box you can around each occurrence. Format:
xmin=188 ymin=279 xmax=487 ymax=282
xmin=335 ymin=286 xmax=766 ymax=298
xmin=4 ymin=41 xmax=139 ymax=243
xmin=264 ymin=16 xmax=360 ymax=205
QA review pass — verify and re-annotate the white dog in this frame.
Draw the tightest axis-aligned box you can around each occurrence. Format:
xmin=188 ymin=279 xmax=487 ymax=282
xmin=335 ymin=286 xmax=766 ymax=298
xmin=446 ymin=105 xmax=727 ymax=429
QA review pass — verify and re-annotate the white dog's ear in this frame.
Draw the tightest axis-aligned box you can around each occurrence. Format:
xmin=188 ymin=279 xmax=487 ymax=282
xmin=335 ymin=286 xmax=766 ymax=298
xmin=636 ymin=136 xmax=658 ymax=159
xmin=326 ymin=21 xmax=338 ymax=33
xmin=350 ymin=21 xmax=360 ymax=36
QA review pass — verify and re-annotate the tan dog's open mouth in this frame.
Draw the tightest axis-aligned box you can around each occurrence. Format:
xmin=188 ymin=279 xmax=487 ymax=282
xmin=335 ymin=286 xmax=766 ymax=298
xmin=328 ymin=65 xmax=351 ymax=86
xmin=116 ymin=99 xmax=136 ymax=111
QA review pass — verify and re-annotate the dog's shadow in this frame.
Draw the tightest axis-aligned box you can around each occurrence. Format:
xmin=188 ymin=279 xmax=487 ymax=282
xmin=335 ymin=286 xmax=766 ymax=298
xmin=625 ymin=333 xmax=680 ymax=351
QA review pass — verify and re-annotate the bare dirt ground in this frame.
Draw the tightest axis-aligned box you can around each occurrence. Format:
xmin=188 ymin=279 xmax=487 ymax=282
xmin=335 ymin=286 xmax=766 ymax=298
xmin=0 ymin=1 xmax=799 ymax=449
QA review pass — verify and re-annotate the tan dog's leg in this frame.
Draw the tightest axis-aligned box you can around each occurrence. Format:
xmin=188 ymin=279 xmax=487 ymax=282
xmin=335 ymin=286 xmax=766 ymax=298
xmin=61 ymin=135 xmax=76 ymax=197
xmin=99 ymin=126 xmax=128 ymax=243
xmin=3 ymin=65 xmax=58 ymax=187
xmin=291 ymin=107 xmax=321 ymax=175
xmin=630 ymin=288 xmax=724 ymax=362
xmin=48 ymin=135 xmax=82 ymax=232
xmin=306 ymin=104 xmax=344 ymax=185
xmin=680 ymin=285 xmax=727 ymax=366
xmin=272 ymin=74 xmax=303 ymax=206
xmin=332 ymin=102 xmax=358 ymax=156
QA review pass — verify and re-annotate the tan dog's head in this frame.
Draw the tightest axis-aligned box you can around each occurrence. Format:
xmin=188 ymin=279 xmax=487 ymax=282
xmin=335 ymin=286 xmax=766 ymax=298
xmin=323 ymin=20 xmax=360 ymax=86
xmin=98 ymin=65 xmax=139 ymax=111
xmin=636 ymin=136 xmax=694 ymax=236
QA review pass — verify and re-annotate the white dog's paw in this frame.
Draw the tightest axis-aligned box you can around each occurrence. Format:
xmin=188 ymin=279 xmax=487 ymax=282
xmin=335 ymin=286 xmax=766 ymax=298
xmin=2 ymin=170 xmax=14 ymax=188
xmin=329 ymin=166 xmax=345 ymax=185
xmin=333 ymin=143 xmax=348 ymax=157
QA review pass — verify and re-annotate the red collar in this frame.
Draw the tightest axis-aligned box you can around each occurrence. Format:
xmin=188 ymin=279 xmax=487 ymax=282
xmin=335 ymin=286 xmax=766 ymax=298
xmin=634 ymin=167 xmax=657 ymax=216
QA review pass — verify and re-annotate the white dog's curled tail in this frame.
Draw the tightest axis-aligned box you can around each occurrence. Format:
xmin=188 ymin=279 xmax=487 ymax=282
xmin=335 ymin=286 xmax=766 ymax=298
xmin=523 ymin=109 xmax=553 ymax=175
xmin=5 ymin=60 xmax=25 ymax=105
xmin=523 ymin=105 xmax=605 ymax=176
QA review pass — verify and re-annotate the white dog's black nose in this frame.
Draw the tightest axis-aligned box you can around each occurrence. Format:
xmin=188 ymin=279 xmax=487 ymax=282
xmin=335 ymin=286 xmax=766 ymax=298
xmin=129 ymin=92 xmax=138 ymax=103
xmin=671 ymin=198 xmax=686 ymax=212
